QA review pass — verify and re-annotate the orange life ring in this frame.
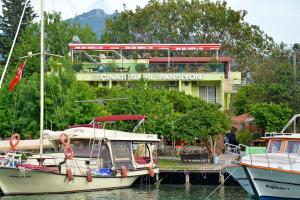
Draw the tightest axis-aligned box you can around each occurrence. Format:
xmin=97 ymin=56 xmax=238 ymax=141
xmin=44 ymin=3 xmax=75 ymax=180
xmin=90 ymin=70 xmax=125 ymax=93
xmin=66 ymin=168 xmax=74 ymax=182
xmin=121 ymin=165 xmax=128 ymax=177
xmin=64 ymin=145 xmax=74 ymax=160
xmin=86 ymin=168 xmax=93 ymax=182
xmin=60 ymin=133 xmax=70 ymax=146
xmin=148 ymin=166 xmax=155 ymax=177
xmin=9 ymin=133 xmax=20 ymax=150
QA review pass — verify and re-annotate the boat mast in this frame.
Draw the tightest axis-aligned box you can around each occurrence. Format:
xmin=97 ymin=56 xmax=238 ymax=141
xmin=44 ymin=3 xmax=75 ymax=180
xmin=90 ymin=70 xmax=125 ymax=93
xmin=39 ymin=0 xmax=45 ymax=155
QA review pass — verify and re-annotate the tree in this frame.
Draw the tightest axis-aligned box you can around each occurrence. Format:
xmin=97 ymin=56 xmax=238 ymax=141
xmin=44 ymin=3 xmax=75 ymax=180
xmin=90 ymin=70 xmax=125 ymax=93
xmin=233 ymin=47 xmax=295 ymax=115
xmin=6 ymin=12 xmax=97 ymax=77
xmin=249 ymin=103 xmax=292 ymax=133
xmin=96 ymin=81 xmax=176 ymax=137
xmin=174 ymin=103 xmax=231 ymax=156
xmin=102 ymin=0 xmax=275 ymax=72
xmin=0 ymin=0 xmax=36 ymax=56
xmin=0 ymin=58 xmax=107 ymax=138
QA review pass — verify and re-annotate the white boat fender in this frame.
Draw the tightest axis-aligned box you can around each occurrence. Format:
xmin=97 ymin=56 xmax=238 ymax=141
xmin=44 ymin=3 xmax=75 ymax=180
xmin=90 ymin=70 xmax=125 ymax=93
xmin=121 ymin=166 xmax=128 ymax=177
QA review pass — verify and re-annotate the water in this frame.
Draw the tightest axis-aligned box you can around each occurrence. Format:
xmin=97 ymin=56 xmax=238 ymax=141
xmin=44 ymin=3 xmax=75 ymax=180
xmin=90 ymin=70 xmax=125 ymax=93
xmin=0 ymin=185 xmax=252 ymax=200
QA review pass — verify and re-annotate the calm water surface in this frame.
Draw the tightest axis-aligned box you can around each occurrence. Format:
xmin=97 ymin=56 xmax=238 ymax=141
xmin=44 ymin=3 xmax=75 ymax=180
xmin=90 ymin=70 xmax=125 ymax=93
xmin=0 ymin=185 xmax=252 ymax=200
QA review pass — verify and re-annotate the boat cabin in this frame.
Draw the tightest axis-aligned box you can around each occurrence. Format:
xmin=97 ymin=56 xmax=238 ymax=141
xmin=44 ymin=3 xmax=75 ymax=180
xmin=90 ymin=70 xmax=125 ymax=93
xmin=266 ymin=136 xmax=300 ymax=154
xmin=41 ymin=115 xmax=159 ymax=175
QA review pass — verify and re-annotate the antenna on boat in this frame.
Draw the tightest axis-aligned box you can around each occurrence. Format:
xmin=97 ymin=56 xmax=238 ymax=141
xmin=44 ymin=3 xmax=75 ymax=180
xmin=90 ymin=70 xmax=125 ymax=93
xmin=39 ymin=0 xmax=45 ymax=155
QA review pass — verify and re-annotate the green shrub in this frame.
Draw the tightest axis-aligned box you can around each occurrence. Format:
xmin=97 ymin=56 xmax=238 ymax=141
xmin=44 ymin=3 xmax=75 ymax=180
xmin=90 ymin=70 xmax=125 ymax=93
xmin=236 ymin=130 xmax=253 ymax=146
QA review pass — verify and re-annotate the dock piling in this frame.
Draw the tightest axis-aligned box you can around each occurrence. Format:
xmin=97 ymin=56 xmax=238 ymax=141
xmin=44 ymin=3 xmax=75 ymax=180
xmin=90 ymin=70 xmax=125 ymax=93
xmin=184 ymin=170 xmax=191 ymax=186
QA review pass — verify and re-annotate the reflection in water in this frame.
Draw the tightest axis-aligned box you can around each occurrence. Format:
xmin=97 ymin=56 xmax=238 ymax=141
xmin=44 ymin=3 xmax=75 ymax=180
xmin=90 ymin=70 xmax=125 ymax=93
xmin=0 ymin=185 xmax=252 ymax=200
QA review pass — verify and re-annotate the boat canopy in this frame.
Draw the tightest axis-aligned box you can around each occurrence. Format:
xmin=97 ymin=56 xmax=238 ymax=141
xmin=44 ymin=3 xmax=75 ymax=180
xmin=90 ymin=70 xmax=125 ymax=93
xmin=94 ymin=115 xmax=146 ymax=122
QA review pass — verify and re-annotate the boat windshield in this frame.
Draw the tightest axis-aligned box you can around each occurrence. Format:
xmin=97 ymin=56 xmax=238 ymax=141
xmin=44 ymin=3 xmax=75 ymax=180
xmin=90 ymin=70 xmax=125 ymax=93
xmin=267 ymin=140 xmax=282 ymax=153
xmin=285 ymin=141 xmax=300 ymax=154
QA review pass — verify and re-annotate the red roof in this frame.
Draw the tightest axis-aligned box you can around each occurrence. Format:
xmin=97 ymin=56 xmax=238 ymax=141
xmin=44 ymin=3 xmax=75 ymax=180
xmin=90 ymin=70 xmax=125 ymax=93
xmin=232 ymin=113 xmax=254 ymax=123
xmin=94 ymin=115 xmax=146 ymax=122
xmin=149 ymin=57 xmax=232 ymax=63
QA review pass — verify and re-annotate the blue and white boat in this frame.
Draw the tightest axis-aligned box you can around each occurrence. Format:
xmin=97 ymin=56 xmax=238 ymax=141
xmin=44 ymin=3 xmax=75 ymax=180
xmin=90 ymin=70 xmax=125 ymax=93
xmin=241 ymin=114 xmax=300 ymax=200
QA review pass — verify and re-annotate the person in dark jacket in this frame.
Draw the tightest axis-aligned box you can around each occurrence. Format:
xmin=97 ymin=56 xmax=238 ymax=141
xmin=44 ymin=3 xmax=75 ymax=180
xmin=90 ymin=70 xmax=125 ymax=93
xmin=228 ymin=127 xmax=239 ymax=146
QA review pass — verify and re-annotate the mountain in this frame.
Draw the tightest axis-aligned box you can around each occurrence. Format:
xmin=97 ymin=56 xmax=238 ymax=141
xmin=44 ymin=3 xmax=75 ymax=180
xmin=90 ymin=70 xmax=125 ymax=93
xmin=66 ymin=9 xmax=114 ymax=38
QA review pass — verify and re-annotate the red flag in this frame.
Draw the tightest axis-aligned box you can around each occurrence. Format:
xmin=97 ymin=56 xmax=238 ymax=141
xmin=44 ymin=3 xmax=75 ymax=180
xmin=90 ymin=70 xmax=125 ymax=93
xmin=10 ymin=60 xmax=26 ymax=92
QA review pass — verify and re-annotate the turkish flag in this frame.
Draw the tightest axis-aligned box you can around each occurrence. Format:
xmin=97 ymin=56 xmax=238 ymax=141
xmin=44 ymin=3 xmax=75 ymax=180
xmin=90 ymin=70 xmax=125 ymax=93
xmin=10 ymin=60 xmax=26 ymax=92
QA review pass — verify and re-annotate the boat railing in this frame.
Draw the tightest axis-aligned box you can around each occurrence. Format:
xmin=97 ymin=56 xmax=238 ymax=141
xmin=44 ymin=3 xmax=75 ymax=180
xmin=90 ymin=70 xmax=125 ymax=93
xmin=224 ymin=143 xmax=242 ymax=165
xmin=246 ymin=151 xmax=299 ymax=171
xmin=224 ymin=143 xmax=241 ymax=155
xmin=280 ymin=114 xmax=300 ymax=134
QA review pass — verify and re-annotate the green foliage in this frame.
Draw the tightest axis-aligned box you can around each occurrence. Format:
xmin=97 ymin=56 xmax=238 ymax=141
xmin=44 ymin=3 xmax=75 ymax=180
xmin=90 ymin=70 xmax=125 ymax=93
xmin=233 ymin=85 xmax=258 ymax=115
xmin=233 ymin=50 xmax=295 ymax=115
xmin=174 ymin=104 xmax=231 ymax=142
xmin=249 ymin=103 xmax=292 ymax=132
xmin=236 ymin=130 xmax=253 ymax=146
xmin=135 ymin=63 xmax=146 ymax=72
xmin=93 ymin=82 xmax=212 ymax=138
xmin=96 ymin=81 xmax=176 ymax=137
xmin=0 ymin=60 xmax=107 ymax=138
xmin=0 ymin=0 xmax=36 ymax=56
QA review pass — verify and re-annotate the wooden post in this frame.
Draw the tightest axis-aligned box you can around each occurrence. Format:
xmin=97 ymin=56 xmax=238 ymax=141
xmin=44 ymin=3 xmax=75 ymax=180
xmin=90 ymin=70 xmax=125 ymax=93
xmin=155 ymin=173 xmax=160 ymax=185
xmin=185 ymin=171 xmax=191 ymax=186
xmin=219 ymin=170 xmax=224 ymax=184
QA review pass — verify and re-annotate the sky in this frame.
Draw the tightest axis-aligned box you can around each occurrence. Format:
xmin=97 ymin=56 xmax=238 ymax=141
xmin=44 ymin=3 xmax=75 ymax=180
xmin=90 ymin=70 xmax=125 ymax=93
xmin=0 ymin=0 xmax=299 ymax=45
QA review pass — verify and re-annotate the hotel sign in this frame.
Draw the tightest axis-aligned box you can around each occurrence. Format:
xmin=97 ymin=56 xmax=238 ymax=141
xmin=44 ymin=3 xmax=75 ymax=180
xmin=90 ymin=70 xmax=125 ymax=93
xmin=84 ymin=73 xmax=203 ymax=81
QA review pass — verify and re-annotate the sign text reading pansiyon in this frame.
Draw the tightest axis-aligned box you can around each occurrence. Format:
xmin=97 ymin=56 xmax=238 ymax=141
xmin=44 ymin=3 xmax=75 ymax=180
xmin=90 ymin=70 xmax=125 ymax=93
xmin=89 ymin=73 xmax=203 ymax=81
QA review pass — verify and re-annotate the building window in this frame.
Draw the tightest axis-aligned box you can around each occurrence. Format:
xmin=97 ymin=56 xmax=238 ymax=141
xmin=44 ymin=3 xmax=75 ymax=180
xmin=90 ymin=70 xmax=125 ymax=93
xmin=199 ymin=86 xmax=216 ymax=103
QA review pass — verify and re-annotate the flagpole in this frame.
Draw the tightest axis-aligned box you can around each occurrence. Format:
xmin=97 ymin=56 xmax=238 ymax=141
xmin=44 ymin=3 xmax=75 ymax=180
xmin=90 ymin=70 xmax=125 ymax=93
xmin=0 ymin=0 xmax=29 ymax=88
xmin=39 ymin=0 xmax=45 ymax=155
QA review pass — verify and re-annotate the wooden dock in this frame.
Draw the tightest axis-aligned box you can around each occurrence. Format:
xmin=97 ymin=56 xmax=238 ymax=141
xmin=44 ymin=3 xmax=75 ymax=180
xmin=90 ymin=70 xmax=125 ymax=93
xmin=157 ymin=158 xmax=231 ymax=185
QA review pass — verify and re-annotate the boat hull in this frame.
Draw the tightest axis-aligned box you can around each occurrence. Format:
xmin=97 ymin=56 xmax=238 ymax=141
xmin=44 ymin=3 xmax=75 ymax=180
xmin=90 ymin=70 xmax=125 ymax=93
xmin=243 ymin=166 xmax=300 ymax=200
xmin=0 ymin=167 xmax=157 ymax=195
xmin=225 ymin=165 xmax=254 ymax=195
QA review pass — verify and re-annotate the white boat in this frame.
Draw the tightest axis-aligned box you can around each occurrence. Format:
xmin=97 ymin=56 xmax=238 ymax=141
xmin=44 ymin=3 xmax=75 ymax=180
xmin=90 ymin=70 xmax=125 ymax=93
xmin=0 ymin=0 xmax=159 ymax=195
xmin=240 ymin=114 xmax=300 ymax=200
xmin=224 ymin=143 xmax=266 ymax=195
xmin=0 ymin=115 xmax=160 ymax=195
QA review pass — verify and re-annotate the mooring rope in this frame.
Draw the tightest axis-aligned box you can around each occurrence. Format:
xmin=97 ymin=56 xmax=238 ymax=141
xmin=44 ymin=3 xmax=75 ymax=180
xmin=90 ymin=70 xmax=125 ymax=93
xmin=204 ymin=167 xmax=238 ymax=199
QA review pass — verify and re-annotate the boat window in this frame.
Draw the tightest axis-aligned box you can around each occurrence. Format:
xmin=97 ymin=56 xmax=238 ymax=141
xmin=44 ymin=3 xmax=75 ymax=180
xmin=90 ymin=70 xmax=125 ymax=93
xmin=150 ymin=142 xmax=158 ymax=164
xmin=132 ymin=143 xmax=151 ymax=164
xmin=111 ymin=141 xmax=133 ymax=169
xmin=267 ymin=140 xmax=282 ymax=153
xmin=99 ymin=143 xmax=112 ymax=168
xmin=59 ymin=139 xmax=102 ymax=158
xmin=285 ymin=141 xmax=300 ymax=154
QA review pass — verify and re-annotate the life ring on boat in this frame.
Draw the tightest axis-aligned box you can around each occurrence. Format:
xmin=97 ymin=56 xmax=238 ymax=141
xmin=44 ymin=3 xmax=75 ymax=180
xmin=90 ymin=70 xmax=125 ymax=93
xmin=121 ymin=166 xmax=128 ymax=177
xmin=64 ymin=145 xmax=74 ymax=160
xmin=60 ymin=133 xmax=70 ymax=146
xmin=148 ymin=166 xmax=155 ymax=177
xmin=9 ymin=133 xmax=20 ymax=150
xmin=66 ymin=168 xmax=74 ymax=182
xmin=86 ymin=168 xmax=93 ymax=182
